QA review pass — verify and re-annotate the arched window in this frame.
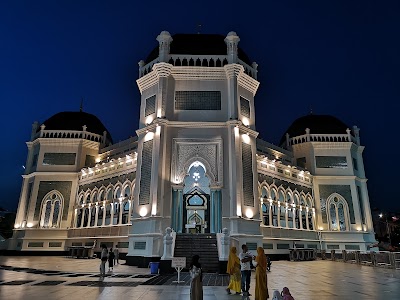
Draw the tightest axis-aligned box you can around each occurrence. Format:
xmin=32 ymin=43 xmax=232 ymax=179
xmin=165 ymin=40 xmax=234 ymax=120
xmin=91 ymin=192 xmax=97 ymax=203
xmin=124 ymin=185 xmax=131 ymax=199
xmin=261 ymin=188 xmax=269 ymax=226
xmin=113 ymin=202 xmax=120 ymax=225
xmin=97 ymin=205 xmax=104 ymax=226
xmin=106 ymin=189 xmax=113 ymax=201
xmin=105 ymin=203 xmax=112 ymax=225
xmin=90 ymin=206 xmax=96 ymax=226
xmin=328 ymin=196 xmax=349 ymax=231
xmin=122 ymin=201 xmax=130 ymax=224
xmin=40 ymin=191 xmax=63 ymax=228
xmin=115 ymin=186 xmax=121 ymax=199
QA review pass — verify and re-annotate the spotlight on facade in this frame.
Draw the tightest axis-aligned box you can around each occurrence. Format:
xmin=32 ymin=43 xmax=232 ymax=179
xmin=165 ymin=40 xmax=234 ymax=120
xmin=139 ymin=207 xmax=148 ymax=217
xmin=318 ymin=226 xmax=323 ymax=231
xmin=245 ymin=209 xmax=254 ymax=219
xmin=26 ymin=223 xmax=33 ymax=228
xmin=356 ymin=227 xmax=362 ymax=231
xmin=379 ymin=213 xmax=383 ymax=218
xmin=14 ymin=224 xmax=20 ymax=229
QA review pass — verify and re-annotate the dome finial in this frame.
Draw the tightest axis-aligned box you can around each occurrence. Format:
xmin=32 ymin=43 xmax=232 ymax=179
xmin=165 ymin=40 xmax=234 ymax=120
xmin=197 ymin=23 xmax=202 ymax=34
xmin=309 ymin=105 xmax=313 ymax=115
xmin=80 ymin=97 xmax=84 ymax=112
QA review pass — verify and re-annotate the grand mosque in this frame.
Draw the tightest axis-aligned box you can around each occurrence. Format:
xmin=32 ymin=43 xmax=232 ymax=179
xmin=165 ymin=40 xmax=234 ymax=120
xmin=7 ymin=31 xmax=376 ymax=268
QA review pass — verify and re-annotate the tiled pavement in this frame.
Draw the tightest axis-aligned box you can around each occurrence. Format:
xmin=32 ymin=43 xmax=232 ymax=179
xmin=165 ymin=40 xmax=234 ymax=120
xmin=0 ymin=256 xmax=399 ymax=299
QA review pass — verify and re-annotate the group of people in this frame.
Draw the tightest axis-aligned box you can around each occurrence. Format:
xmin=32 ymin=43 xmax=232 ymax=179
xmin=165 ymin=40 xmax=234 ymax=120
xmin=226 ymin=244 xmax=294 ymax=300
xmin=99 ymin=244 xmax=120 ymax=276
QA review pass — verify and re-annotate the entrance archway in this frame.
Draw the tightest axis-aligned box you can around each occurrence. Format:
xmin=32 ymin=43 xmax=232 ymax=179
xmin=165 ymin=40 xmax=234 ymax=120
xmin=183 ymin=162 xmax=210 ymax=233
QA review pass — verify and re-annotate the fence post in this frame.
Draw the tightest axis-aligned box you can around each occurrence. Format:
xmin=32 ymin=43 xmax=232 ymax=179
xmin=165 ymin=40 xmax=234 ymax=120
xmin=321 ymin=250 xmax=326 ymax=260
xmin=389 ymin=252 xmax=396 ymax=269
xmin=331 ymin=250 xmax=336 ymax=261
xmin=342 ymin=250 xmax=347 ymax=262
xmin=355 ymin=251 xmax=361 ymax=264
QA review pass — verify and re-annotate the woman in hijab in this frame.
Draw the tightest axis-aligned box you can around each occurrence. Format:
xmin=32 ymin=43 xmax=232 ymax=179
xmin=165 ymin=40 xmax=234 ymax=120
xmin=190 ymin=254 xmax=203 ymax=300
xmin=253 ymin=246 xmax=269 ymax=299
xmin=226 ymin=246 xmax=241 ymax=295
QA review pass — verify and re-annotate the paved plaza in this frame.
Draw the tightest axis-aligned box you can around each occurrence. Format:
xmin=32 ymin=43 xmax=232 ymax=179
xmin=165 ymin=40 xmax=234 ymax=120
xmin=0 ymin=256 xmax=399 ymax=300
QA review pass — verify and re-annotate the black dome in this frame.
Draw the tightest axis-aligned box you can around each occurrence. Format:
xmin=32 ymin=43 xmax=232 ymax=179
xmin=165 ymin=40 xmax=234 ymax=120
xmin=279 ymin=114 xmax=350 ymax=146
xmin=145 ymin=33 xmax=252 ymax=65
xmin=38 ymin=111 xmax=113 ymax=144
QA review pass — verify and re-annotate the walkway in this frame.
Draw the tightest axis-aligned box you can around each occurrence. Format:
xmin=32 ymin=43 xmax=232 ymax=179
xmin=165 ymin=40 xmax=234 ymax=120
xmin=0 ymin=256 xmax=399 ymax=299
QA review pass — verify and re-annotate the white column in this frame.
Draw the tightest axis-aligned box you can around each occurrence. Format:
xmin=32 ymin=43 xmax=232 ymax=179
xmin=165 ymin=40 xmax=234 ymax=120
xmin=80 ymin=207 xmax=85 ymax=228
xmin=102 ymin=203 xmax=106 ymax=226
xmin=128 ymin=200 xmax=132 ymax=224
xmin=299 ymin=207 xmax=303 ymax=230
xmin=277 ymin=202 xmax=281 ymax=227
xmin=74 ymin=209 xmax=78 ymax=228
xmin=110 ymin=201 xmax=114 ymax=225
xmin=86 ymin=205 xmax=92 ymax=227
xmin=285 ymin=204 xmax=289 ymax=228
xmin=306 ymin=208 xmax=310 ymax=230
xmin=292 ymin=208 xmax=297 ymax=229
xmin=94 ymin=205 xmax=99 ymax=227
xmin=268 ymin=202 xmax=272 ymax=226
xmin=119 ymin=201 xmax=123 ymax=225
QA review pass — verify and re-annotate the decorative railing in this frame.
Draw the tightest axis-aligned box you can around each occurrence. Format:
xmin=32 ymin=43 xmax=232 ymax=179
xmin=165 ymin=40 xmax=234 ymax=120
xmin=289 ymin=133 xmax=356 ymax=147
xmin=139 ymin=55 xmax=257 ymax=79
xmin=33 ymin=129 xmax=104 ymax=143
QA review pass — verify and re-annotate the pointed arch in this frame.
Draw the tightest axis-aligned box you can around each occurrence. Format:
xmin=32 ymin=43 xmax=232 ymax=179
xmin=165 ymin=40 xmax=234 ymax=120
xmin=327 ymin=193 xmax=350 ymax=231
xmin=39 ymin=190 xmax=64 ymax=228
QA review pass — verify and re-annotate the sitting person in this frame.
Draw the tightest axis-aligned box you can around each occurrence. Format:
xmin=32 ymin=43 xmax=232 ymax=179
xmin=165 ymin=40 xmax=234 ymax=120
xmin=281 ymin=287 xmax=294 ymax=300
xmin=272 ymin=290 xmax=283 ymax=300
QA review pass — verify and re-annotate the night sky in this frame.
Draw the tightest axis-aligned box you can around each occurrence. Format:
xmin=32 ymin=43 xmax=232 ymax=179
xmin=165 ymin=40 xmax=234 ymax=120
xmin=1 ymin=1 xmax=399 ymax=213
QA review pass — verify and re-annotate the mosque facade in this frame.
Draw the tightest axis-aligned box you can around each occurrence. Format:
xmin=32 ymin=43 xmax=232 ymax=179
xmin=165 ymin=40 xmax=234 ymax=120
xmin=8 ymin=31 xmax=376 ymax=266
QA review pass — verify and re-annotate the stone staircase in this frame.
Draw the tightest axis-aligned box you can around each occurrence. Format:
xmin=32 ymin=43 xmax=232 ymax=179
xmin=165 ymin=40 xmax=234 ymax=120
xmin=174 ymin=233 xmax=219 ymax=273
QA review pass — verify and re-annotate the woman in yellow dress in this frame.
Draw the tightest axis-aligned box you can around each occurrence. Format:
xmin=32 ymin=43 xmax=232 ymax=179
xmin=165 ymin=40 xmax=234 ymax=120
xmin=226 ymin=246 xmax=241 ymax=295
xmin=253 ymin=246 xmax=269 ymax=299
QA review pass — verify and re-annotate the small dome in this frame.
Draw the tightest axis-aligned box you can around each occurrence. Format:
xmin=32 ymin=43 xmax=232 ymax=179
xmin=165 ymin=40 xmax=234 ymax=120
xmin=145 ymin=33 xmax=252 ymax=65
xmin=279 ymin=114 xmax=350 ymax=147
xmin=38 ymin=111 xmax=113 ymax=144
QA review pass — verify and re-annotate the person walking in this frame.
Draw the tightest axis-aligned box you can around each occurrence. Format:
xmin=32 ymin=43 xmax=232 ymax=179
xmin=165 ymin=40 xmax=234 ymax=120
xmin=226 ymin=246 xmax=241 ymax=295
xmin=99 ymin=244 xmax=108 ymax=276
xmin=113 ymin=245 xmax=119 ymax=265
xmin=239 ymin=244 xmax=254 ymax=296
xmin=253 ymin=246 xmax=269 ymax=300
xmin=189 ymin=254 xmax=203 ymax=300
xmin=108 ymin=248 xmax=115 ymax=272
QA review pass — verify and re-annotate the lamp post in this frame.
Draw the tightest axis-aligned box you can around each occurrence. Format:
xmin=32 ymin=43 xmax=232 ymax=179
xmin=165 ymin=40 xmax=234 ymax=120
xmin=379 ymin=213 xmax=392 ymax=246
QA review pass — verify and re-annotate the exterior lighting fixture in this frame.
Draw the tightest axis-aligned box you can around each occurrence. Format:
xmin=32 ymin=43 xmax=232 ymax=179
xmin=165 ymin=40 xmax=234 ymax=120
xmin=27 ymin=223 xmax=33 ymax=228
xmin=245 ymin=209 xmax=254 ymax=219
xmin=139 ymin=207 xmax=148 ymax=217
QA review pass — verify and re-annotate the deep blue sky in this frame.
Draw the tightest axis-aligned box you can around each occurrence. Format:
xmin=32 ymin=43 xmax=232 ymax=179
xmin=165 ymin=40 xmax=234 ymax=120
xmin=1 ymin=1 xmax=399 ymax=212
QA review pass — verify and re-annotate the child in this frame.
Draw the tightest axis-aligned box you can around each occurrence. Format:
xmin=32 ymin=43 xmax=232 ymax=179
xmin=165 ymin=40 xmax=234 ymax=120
xmin=267 ymin=255 xmax=271 ymax=272
xmin=281 ymin=287 xmax=294 ymax=300
xmin=272 ymin=290 xmax=283 ymax=300
xmin=108 ymin=248 xmax=115 ymax=272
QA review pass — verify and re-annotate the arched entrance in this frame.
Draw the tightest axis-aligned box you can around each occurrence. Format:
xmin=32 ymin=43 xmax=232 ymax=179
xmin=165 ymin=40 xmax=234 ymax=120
xmin=171 ymin=160 xmax=222 ymax=233
xmin=183 ymin=162 xmax=210 ymax=233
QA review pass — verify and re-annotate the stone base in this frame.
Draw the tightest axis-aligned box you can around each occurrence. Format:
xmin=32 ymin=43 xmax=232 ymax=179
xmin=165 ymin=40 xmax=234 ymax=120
xmin=159 ymin=260 xmax=175 ymax=275
xmin=218 ymin=260 xmax=228 ymax=274
xmin=125 ymin=255 xmax=160 ymax=268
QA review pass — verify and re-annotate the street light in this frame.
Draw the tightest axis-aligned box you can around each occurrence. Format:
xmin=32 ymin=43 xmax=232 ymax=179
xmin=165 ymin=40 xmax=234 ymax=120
xmin=379 ymin=213 xmax=391 ymax=246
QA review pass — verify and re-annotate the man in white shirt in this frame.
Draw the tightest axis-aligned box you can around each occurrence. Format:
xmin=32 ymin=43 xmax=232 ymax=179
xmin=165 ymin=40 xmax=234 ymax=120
xmin=238 ymin=244 xmax=254 ymax=296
